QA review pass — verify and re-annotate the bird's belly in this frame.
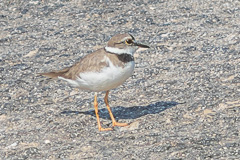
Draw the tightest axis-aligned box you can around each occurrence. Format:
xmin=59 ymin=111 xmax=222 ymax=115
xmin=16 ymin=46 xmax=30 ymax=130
xmin=60 ymin=61 xmax=135 ymax=92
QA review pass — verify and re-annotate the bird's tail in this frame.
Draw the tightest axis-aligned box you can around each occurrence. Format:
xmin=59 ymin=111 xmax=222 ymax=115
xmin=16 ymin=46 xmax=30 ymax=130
xmin=39 ymin=68 xmax=70 ymax=79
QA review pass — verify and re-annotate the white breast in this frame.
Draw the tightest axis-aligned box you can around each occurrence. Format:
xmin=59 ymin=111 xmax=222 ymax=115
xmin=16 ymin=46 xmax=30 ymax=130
xmin=59 ymin=57 xmax=135 ymax=92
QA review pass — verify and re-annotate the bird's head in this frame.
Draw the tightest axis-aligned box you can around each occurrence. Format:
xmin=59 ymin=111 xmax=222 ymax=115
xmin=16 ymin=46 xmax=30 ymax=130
xmin=105 ymin=33 xmax=150 ymax=55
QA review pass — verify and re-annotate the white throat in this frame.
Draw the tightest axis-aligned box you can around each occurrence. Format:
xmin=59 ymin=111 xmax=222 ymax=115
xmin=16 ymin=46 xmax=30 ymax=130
xmin=105 ymin=46 xmax=137 ymax=55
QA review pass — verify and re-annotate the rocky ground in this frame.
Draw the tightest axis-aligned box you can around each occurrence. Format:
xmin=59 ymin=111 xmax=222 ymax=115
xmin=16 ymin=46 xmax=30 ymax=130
xmin=0 ymin=0 xmax=239 ymax=159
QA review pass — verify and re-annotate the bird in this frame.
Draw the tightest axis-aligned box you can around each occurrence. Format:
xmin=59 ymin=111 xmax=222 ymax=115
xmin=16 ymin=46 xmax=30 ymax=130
xmin=39 ymin=33 xmax=150 ymax=131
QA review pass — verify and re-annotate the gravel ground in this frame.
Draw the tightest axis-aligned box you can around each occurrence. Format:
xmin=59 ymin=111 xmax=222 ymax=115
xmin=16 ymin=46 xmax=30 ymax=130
xmin=1 ymin=0 xmax=240 ymax=159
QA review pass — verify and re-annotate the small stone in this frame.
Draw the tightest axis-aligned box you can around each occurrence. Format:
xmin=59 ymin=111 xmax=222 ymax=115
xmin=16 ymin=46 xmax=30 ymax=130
xmin=7 ymin=142 xmax=18 ymax=149
xmin=44 ymin=140 xmax=51 ymax=144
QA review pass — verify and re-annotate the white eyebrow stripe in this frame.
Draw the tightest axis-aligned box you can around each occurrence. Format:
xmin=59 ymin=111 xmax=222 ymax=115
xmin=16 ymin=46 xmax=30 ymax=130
xmin=120 ymin=37 xmax=133 ymax=42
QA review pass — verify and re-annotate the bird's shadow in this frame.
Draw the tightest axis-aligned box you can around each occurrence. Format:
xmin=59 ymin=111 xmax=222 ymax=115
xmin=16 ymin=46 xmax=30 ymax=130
xmin=61 ymin=101 xmax=179 ymax=120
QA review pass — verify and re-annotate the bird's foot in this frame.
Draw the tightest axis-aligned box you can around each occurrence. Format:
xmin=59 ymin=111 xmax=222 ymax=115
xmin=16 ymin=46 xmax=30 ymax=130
xmin=113 ymin=122 xmax=128 ymax=127
xmin=99 ymin=127 xmax=113 ymax=131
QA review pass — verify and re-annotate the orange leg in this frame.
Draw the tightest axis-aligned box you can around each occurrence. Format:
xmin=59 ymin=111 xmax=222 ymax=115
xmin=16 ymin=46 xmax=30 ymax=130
xmin=104 ymin=91 xmax=128 ymax=127
xmin=94 ymin=93 xmax=113 ymax=131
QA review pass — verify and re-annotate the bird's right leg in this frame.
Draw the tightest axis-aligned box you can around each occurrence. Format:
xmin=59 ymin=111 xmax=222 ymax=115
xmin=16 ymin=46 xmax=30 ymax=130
xmin=94 ymin=92 xmax=113 ymax=131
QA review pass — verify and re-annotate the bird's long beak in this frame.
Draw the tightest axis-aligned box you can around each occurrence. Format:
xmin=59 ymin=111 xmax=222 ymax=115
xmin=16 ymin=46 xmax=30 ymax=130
xmin=134 ymin=42 xmax=150 ymax=48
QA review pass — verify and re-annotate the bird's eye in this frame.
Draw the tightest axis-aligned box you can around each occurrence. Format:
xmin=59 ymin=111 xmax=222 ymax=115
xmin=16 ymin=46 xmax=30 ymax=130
xmin=125 ymin=39 xmax=133 ymax=45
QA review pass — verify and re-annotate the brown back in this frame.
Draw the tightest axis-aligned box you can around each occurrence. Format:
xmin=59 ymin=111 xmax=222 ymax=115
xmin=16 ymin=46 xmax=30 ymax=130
xmin=62 ymin=48 xmax=133 ymax=80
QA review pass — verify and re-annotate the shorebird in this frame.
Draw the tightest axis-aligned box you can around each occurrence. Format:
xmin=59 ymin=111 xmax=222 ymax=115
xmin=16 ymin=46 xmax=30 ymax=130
xmin=40 ymin=33 xmax=150 ymax=131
